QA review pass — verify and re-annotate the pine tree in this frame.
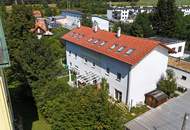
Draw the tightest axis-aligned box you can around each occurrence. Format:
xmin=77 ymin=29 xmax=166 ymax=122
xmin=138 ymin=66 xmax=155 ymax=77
xmin=152 ymin=0 xmax=177 ymax=37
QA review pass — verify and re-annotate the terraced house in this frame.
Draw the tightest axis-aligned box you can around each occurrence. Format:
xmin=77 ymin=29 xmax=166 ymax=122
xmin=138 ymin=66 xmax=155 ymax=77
xmin=62 ymin=24 xmax=174 ymax=107
xmin=0 ymin=18 xmax=14 ymax=130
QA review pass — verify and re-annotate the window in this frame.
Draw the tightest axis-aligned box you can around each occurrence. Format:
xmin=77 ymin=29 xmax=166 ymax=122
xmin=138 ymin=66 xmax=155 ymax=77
xmin=117 ymin=46 xmax=125 ymax=52
xmin=69 ymin=50 xmax=71 ymax=56
xmin=117 ymin=73 xmax=121 ymax=81
xmin=70 ymin=62 xmax=72 ymax=66
xmin=85 ymin=58 xmax=88 ymax=63
xmin=75 ymin=53 xmax=77 ymax=59
xmin=178 ymin=46 xmax=182 ymax=52
xmin=92 ymin=62 xmax=95 ymax=67
xmin=181 ymin=75 xmax=187 ymax=80
xmin=100 ymin=41 xmax=107 ymax=46
xmin=106 ymin=67 xmax=110 ymax=74
xmin=88 ymin=38 xmax=93 ymax=42
xmin=115 ymin=89 xmax=122 ymax=102
xmin=126 ymin=48 xmax=135 ymax=55
xmin=110 ymin=44 xmax=118 ymax=50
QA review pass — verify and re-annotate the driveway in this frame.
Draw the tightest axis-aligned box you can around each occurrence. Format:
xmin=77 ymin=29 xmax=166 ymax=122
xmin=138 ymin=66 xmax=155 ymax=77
xmin=125 ymin=90 xmax=190 ymax=130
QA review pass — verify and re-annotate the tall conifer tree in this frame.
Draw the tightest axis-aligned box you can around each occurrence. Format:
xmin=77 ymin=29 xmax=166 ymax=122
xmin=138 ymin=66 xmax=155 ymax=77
xmin=152 ymin=0 xmax=177 ymax=37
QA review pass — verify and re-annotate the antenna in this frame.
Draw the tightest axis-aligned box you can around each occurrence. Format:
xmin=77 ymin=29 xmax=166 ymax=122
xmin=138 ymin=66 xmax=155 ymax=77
xmin=181 ymin=113 xmax=190 ymax=130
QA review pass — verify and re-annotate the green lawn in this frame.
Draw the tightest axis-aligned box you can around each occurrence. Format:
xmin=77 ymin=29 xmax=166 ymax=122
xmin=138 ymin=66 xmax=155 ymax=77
xmin=32 ymin=114 xmax=51 ymax=130
xmin=112 ymin=0 xmax=190 ymax=6
xmin=9 ymin=87 xmax=51 ymax=130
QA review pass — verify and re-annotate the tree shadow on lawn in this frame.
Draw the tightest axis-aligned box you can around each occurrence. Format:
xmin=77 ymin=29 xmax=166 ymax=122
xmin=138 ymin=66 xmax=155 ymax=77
xmin=9 ymin=87 xmax=39 ymax=130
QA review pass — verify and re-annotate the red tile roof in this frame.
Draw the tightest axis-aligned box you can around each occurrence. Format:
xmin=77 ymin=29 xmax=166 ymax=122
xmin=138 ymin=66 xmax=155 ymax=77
xmin=32 ymin=10 xmax=42 ymax=18
xmin=62 ymin=26 xmax=173 ymax=65
xmin=31 ymin=19 xmax=48 ymax=33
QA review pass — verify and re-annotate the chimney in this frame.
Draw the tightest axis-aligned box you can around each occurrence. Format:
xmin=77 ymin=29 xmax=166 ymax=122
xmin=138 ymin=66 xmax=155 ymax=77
xmin=93 ymin=21 xmax=98 ymax=32
xmin=117 ymin=27 xmax=121 ymax=38
xmin=77 ymin=20 xmax=81 ymax=28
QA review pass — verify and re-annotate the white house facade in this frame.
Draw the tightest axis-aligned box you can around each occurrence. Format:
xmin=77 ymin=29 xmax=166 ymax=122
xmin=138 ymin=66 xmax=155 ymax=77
xmin=107 ymin=6 xmax=190 ymax=22
xmin=168 ymin=57 xmax=190 ymax=89
xmin=62 ymin=26 xmax=173 ymax=106
xmin=150 ymin=37 xmax=186 ymax=58
xmin=91 ymin=16 xmax=109 ymax=31
xmin=179 ymin=6 xmax=190 ymax=16
xmin=107 ymin=6 xmax=153 ymax=22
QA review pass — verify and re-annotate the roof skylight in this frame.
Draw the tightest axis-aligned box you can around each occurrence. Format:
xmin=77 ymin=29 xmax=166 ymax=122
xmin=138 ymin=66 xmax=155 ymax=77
xmin=117 ymin=46 xmax=125 ymax=52
xmin=110 ymin=44 xmax=118 ymax=50
xmin=126 ymin=48 xmax=135 ymax=55
xmin=88 ymin=38 xmax=93 ymax=42
xmin=93 ymin=39 xmax=99 ymax=44
xmin=100 ymin=41 xmax=107 ymax=46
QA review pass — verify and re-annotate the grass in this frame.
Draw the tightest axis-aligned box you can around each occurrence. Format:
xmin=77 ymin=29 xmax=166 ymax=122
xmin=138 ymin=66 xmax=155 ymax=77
xmin=9 ymin=87 xmax=51 ymax=130
xmin=112 ymin=0 xmax=190 ymax=6
xmin=114 ymin=100 xmax=149 ymax=122
xmin=32 ymin=114 xmax=51 ymax=130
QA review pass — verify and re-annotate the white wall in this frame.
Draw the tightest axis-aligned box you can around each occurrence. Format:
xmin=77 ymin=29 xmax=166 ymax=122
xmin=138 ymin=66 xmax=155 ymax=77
xmin=107 ymin=10 xmax=113 ymax=20
xmin=66 ymin=42 xmax=131 ymax=104
xmin=0 ymin=71 xmax=13 ymax=130
xmin=128 ymin=46 xmax=169 ymax=106
xmin=168 ymin=66 xmax=190 ymax=89
xmin=65 ymin=42 xmax=169 ymax=106
xmin=91 ymin=17 xmax=109 ymax=31
xmin=167 ymin=41 xmax=186 ymax=58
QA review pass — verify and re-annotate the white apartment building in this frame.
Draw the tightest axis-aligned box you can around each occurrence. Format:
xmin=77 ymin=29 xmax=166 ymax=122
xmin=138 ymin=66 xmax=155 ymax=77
xmin=179 ymin=6 xmax=190 ymax=16
xmin=91 ymin=16 xmax=110 ymax=31
xmin=107 ymin=6 xmax=154 ymax=22
xmin=168 ymin=57 xmax=190 ymax=89
xmin=150 ymin=37 xmax=186 ymax=58
xmin=107 ymin=6 xmax=190 ymax=22
xmin=62 ymin=25 xmax=173 ymax=107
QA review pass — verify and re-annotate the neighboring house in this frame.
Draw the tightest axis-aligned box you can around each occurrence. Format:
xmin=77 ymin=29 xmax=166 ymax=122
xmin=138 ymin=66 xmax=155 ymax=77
xmin=46 ymin=16 xmax=65 ymax=29
xmin=91 ymin=16 xmax=110 ymax=31
xmin=60 ymin=10 xmax=83 ymax=30
xmin=150 ymin=37 xmax=186 ymax=58
xmin=179 ymin=6 xmax=190 ymax=16
xmin=32 ymin=10 xmax=42 ymax=18
xmin=107 ymin=6 xmax=154 ymax=22
xmin=107 ymin=5 xmax=190 ymax=22
xmin=62 ymin=24 xmax=173 ymax=107
xmin=0 ymin=18 xmax=14 ymax=130
xmin=31 ymin=18 xmax=53 ymax=39
xmin=168 ymin=56 xmax=190 ymax=89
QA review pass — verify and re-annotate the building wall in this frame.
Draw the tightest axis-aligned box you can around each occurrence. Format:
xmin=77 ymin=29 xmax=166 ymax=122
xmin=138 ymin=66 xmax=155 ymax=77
xmin=0 ymin=70 xmax=14 ymax=130
xmin=107 ymin=10 xmax=113 ymax=20
xmin=128 ymin=46 xmax=169 ymax=106
xmin=167 ymin=41 xmax=186 ymax=58
xmin=168 ymin=66 xmax=190 ymax=89
xmin=91 ymin=17 xmax=109 ymax=31
xmin=66 ymin=41 xmax=131 ymax=104
xmin=65 ymin=42 xmax=169 ymax=106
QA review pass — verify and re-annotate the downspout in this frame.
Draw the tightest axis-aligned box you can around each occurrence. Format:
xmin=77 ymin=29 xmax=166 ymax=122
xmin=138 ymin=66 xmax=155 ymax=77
xmin=126 ymin=65 xmax=131 ymax=106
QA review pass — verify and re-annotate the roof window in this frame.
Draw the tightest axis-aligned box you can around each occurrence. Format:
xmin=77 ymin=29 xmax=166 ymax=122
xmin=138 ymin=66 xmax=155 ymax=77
xmin=93 ymin=39 xmax=100 ymax=44
xmin=110 ymin=44 xmax=118 ymax=50
xmin=88 ymin=38 xmax=93 ymax=42
xmin=126 ymin=48 xmax=135 ymax=55
xmin=100 ymin=41 xmax=107 ymax=46
xmin=117 ymin=46 xmax=125 ymax=52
